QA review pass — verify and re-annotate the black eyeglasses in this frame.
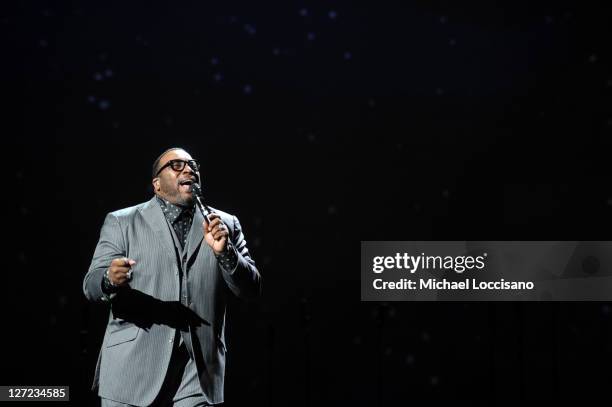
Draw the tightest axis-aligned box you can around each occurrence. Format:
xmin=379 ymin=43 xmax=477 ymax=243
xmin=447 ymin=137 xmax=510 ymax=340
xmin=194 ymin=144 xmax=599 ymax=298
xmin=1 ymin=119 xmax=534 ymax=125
xmin=155 ymin=159 xmax=200 ymax=176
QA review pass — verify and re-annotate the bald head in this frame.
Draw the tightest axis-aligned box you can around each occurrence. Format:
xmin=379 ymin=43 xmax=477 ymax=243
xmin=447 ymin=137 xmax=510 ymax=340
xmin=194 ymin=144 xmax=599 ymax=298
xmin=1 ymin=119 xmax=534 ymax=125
xmin=152 ymin=147 xmax=185 ymax=178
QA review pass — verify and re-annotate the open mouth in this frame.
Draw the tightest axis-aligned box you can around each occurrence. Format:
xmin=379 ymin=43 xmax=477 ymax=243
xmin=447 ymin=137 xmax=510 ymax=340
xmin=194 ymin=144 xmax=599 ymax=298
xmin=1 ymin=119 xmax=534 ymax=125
xmin=179 ymin=179 xmax=195 ymax=192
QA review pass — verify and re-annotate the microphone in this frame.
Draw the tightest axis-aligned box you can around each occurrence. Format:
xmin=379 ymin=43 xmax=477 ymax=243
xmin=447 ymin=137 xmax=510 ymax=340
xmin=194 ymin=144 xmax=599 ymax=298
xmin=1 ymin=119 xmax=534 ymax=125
xmin=191 ymin=183 xmax=212 ymax=223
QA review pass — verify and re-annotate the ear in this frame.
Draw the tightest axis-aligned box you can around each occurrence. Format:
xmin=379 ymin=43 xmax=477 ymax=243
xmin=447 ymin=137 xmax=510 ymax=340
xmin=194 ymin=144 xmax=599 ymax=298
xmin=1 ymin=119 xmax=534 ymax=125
xmin=152 ymin=177 xmax=160 ymax=192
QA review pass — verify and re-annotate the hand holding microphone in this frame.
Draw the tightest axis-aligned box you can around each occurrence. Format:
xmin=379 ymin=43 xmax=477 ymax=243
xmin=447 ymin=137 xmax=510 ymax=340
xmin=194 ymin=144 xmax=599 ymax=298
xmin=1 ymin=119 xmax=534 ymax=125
xmin=192 ymin=183 xmax=229 ymax=255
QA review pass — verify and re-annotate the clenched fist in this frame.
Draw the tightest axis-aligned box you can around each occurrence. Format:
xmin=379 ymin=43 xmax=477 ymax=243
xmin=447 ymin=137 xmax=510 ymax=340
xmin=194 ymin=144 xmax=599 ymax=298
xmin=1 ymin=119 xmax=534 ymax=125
xmin=108 ymin=257 xmax=136 ymax=287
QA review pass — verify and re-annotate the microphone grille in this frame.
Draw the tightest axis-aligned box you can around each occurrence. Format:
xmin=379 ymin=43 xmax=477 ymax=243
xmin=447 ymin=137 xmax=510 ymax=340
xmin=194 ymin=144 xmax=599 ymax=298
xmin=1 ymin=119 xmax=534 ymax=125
xmin=191 ymin=183 xmax=203 ymax=197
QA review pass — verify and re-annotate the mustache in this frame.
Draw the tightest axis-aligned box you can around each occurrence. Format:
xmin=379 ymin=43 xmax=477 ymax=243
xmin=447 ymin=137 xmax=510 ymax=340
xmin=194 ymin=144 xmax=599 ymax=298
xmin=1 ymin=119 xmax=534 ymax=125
xmin=177 ymin=174 xmax=200 ymax=185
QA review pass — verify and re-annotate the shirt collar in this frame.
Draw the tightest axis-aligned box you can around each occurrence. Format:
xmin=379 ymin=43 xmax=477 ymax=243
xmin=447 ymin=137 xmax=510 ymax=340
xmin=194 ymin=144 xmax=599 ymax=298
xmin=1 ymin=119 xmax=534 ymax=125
xmin=156 ymin=195 xmax=194 ymax=224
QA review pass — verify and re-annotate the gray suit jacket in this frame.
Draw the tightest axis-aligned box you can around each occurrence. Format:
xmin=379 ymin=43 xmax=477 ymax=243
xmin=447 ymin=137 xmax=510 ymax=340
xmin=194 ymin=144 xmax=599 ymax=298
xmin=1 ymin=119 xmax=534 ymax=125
xmin=83 ymin=196 xmax=261 ymax=406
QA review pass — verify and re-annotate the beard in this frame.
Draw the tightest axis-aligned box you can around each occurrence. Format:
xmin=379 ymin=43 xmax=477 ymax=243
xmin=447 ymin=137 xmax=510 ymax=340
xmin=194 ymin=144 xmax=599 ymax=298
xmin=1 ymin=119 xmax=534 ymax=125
xmin=159 ymin=183 xmax=194 ymax=207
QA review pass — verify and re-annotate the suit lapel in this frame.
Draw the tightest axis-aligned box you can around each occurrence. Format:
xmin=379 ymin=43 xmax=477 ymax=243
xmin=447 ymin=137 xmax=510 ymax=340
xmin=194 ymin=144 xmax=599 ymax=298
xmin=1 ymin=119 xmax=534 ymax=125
xmin=186 ymin=207 xmax=208 ymax=265
xmin=141 ymin=197 xmax=177 ymax=256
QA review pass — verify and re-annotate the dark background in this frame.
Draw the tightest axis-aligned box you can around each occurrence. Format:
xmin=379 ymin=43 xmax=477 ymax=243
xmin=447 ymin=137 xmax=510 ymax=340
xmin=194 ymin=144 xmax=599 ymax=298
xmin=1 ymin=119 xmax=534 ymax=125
xmin=3 ymin=0 xmax=612 ymax=405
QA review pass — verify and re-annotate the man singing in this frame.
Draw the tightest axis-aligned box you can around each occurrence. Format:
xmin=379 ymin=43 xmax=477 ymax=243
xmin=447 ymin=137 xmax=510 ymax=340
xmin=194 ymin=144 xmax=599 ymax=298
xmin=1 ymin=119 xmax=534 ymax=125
xmin=83 ymin=147 xmax=262 ymax=406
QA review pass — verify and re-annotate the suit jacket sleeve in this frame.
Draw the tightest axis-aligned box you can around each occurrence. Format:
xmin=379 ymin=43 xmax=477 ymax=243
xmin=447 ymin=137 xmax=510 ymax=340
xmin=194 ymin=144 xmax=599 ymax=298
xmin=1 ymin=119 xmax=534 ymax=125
xmin=218 ymin=215 xmax=262 ymax=300
xmin=83 ymin=213 xmax=126 ymax=303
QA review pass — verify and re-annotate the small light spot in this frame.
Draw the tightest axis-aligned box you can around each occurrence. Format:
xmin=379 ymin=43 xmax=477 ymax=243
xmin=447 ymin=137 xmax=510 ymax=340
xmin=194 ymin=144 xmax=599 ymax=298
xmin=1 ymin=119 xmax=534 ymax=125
xmin=98 ymin=99 xmax=110 ymax=111
xmin=243 ymin=24 xmax=256 ymax=36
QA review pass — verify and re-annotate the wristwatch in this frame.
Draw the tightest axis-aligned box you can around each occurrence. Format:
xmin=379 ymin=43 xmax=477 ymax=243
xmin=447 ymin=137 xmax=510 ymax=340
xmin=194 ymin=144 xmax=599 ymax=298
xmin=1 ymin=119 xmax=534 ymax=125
xmin=102 ymin=268 xmax=118 ymax=293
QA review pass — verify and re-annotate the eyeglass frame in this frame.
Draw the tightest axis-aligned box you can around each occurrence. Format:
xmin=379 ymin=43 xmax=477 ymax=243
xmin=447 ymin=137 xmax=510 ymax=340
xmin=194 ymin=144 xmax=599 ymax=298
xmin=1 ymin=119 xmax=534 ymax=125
xmin=155 ymin=159 xmax=200 ymax=177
